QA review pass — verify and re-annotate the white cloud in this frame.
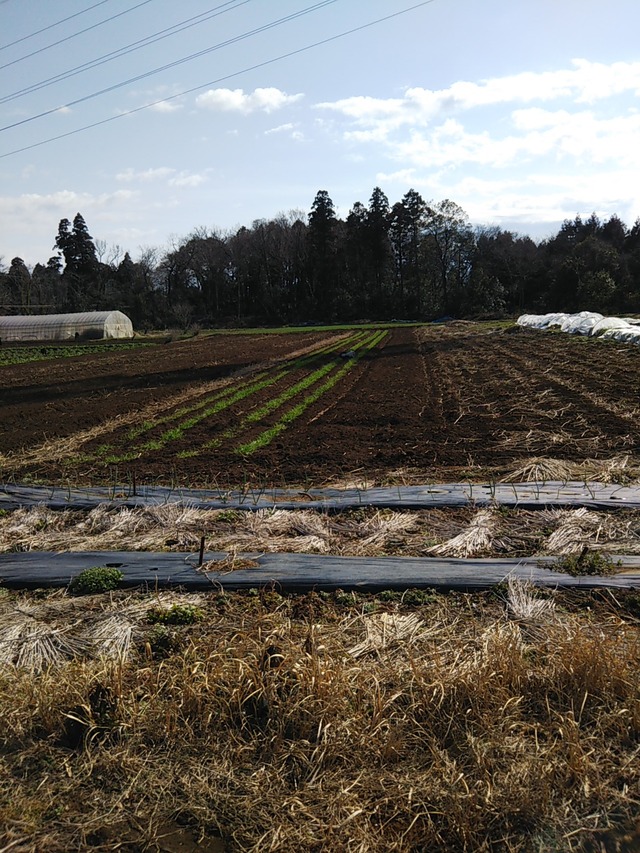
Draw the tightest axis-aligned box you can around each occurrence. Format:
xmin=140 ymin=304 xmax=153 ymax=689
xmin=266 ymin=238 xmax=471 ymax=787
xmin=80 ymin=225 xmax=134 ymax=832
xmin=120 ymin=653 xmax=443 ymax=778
xmin=116 ymin=167 xmax=209 ymax=188
xmin=195 ymin=87 xmax=303 ymax=114
xmin=116 ymin=167 xmax=175 ymax=183
xmin=316 ymin=59 xmax=640 ymax=137
xmin=265 ymin=122 xmax=295 ymax=135
xmin=389 ymin=111 xmax=640 ymax=170
xmin=264 ymin=122 xmax=304 ymax=141
xmin=168 ymin=171 xmax=208 ymax=188
xmin=0 ymin=190 xmax=136 ymax=218
xmin=148 ymin=100 xmax=183 ymax=113
xmin=0 ymin=189 xmax=138 ymax=262
xmin=375 ymin=168 xmax=417 ymax=184
xmin=420 ymin=167 xmax=640 ymax=236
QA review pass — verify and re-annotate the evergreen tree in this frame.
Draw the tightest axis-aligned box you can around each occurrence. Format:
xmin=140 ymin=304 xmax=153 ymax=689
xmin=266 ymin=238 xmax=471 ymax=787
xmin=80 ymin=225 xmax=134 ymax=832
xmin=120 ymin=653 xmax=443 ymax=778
xmin=5 ymin=257 xmax=31 ymax=312
xmin=307 ymin=190 xmax=338 ymax=319
xmin=366 ymin=186 xmax=392 ymax=316
xmin=389 ymin=190 xmax=428 ymax=316
xmin=343 ymin=202 xmax=369 ymax=318
xmin=54 ymin=213 xmax=99 ymax=310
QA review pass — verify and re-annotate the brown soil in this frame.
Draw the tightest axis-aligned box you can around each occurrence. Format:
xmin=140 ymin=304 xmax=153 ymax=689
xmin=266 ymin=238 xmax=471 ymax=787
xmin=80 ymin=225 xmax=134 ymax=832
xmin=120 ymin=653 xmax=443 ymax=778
xmin=0 ymin=330 xmax=341 ymax=451
xmin=3 ymin=324 xmax=640 ymax=487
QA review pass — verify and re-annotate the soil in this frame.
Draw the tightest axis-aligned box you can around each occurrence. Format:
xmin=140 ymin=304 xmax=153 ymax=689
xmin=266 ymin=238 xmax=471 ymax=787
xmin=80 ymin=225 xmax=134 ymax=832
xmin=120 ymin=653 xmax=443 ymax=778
xmin=3 ymin=323 xmax=640 ymax=487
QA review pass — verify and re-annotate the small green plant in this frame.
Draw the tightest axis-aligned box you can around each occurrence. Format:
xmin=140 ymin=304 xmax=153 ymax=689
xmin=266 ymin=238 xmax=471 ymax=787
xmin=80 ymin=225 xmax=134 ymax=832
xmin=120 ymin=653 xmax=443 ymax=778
xmin=147 ymin=603 xmax=204 ymax=625
xmin=377 ymin=589 xmax=402 ymax=603
xmin=216 ymin=509 xmax=240 ymax=523
xmin=555 ymin=548 xmax=620 ymax=577
xmin=69 ymin=566 xmax=124 ymax=595
xmin=145 ymin=624 xmax=183 ymax=658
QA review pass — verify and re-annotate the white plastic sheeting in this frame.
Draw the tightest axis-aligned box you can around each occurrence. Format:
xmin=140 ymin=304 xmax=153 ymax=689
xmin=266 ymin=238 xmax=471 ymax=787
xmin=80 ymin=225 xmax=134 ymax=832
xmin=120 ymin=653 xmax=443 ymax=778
xmin=517 ymin=311 xmax=640 ymax=345
xmin=0 ymin=310 xmax=133 ymax=342
xmin=559 ymin=312 xmax=603 ymax=334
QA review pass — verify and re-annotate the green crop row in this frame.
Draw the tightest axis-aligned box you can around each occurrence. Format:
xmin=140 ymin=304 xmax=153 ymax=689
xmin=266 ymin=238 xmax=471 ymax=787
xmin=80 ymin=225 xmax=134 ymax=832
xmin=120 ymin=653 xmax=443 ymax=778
xmin=125 ymin=331 xmax=367 ymax=442
xmin=176 ymin=330 xmax=386 ymax=460
xmin=94 ymin=332 xmax=368 ymax=464
xmin=235 ymin=330 xmax=388 ymax=455
xmin=0 ymin=341 xmax=151 ymax=367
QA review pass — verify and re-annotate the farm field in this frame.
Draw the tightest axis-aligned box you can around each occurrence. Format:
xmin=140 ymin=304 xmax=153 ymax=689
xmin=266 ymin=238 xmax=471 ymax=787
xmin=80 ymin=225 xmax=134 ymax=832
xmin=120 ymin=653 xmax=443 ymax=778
xmin=2 ymin=322 xmax=640 ymax=487
xmin=2 ymin=322 xmax=640 ymax=853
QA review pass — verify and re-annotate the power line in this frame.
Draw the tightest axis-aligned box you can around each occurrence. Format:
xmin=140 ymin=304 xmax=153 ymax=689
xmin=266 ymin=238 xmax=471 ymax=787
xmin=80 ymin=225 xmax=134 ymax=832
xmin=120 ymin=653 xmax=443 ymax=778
xmin=0 ymin=0 xmax=115 ymax=51
xmin=0 ymin=0 xmax=158 ymax=70
xmin=0 ymin=0 xmax=340 ymax=132
xmin=0 ymin=0 xmax=255 ymax=105
xmin=0 ymin=0 xmax=437 ymax=160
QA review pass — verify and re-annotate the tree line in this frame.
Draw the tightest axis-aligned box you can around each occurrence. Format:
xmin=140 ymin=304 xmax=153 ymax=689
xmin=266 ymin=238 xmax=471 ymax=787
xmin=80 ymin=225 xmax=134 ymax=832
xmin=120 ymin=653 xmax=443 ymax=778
xmin=2 ymin=189 xmax=640 ymax=329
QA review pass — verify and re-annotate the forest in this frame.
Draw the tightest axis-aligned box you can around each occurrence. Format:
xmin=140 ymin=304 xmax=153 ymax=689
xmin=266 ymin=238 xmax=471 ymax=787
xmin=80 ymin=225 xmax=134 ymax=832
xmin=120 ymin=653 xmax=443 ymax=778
xmin=2 ymin=187 xmax=640 ymax=328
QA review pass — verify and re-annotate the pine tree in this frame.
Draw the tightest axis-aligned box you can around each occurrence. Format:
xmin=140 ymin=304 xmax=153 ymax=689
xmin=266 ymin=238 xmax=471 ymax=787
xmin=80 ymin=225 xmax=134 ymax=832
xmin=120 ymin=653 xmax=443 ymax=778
xmin=54 ymin=213 xmax=99 ymax=310
xmin=307 ymin=190 xmax=338 ymax=319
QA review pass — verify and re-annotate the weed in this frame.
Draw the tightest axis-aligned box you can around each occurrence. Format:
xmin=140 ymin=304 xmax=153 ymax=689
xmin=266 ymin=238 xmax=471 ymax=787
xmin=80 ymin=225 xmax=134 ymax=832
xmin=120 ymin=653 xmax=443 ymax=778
xmin=69 ymin=566 xmax=124 ymax=595
xmin=555 ymin=547 xmax=620 ymax=576
xmin=216 ymin=509 xmax=240 ymax=523
xmin=145 ymin=624 xmax=183 ymax=658
xmin=147 ymin=603 xmax=204 ymax=625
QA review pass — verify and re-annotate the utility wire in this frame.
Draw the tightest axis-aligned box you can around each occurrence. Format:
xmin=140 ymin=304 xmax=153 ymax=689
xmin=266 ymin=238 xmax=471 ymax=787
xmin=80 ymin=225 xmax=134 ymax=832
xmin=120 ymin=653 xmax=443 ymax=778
xmin=0 ymin=0 xmax=339 ymax=132
xmin=0 ymin=0 xmax=255 ymax=104
xmin=0 ymin=0 xmax=437 ymax=160
xmin=0 ymin=0 xmax=115 ymax=51
xmin=0 ymin=0 xmax=157 ymax=70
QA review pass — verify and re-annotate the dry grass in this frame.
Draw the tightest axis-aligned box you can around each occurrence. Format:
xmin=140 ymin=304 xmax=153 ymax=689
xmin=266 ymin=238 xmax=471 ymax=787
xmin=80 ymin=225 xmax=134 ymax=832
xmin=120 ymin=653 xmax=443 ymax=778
xmin=541 ymin=508 xmax=639 ymax=556
xmin=0 ymin=590 xmax=204 ymax=671
xmin=502 ymin=457 xmax=576 ymax=483
xmin=425 ymin=509 xmax=505 ymax=558
xmin=0 ymin=587 xmax=639 ymax=851
xmin=501 ymin=455 xmax=640 ymax=484
xmin=4 ymin=503 xmax=640 ymax=561
xmin=0 ymin=505 xmax=424 ymax=557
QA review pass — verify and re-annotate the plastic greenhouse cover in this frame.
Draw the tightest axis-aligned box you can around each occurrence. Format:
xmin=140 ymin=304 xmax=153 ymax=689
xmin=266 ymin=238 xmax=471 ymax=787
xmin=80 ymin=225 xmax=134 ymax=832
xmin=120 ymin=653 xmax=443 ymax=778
xmin=517 ymin=312 xmax=640 ymax=345
xmin=559 ymin=312 xmax=603 ymax=334
xmin=591 ymin=317 xmax=631 ymax=335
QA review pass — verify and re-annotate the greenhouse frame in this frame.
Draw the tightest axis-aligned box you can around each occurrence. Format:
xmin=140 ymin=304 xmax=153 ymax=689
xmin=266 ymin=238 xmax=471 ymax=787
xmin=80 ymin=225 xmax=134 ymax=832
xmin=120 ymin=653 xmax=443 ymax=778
xmin=0 ymin=311 xmax=134 ymax=342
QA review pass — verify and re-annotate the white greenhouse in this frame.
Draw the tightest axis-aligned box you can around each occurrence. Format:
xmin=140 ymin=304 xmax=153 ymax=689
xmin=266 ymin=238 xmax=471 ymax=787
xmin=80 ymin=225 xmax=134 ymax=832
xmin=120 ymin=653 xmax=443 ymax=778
xmin=0 ymin=311 xmax=133 ymax=342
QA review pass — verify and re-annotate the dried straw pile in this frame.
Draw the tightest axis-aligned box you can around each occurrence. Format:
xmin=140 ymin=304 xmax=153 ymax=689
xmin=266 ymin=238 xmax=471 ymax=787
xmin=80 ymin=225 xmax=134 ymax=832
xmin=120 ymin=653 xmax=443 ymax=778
xmin=3 ymin=502 xmax=640 ymax=559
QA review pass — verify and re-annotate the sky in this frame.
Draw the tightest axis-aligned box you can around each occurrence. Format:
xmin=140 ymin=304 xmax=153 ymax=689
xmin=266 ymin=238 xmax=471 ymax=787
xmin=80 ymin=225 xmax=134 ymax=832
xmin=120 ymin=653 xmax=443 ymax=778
xmin=1 ymin=0 xmax=639 ymax=267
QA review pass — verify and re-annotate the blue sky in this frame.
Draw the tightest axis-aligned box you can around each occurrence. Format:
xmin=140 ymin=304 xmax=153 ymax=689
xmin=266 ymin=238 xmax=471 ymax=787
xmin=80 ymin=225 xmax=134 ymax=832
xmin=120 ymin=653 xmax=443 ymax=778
xmin=1 ymin=0 xmax=639 ymax=266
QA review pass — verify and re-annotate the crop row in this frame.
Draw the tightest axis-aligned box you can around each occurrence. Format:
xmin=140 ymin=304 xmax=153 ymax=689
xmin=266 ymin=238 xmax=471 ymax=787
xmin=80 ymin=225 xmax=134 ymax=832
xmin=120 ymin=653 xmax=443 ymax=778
xmin=78 ymin=330 xmax=385 ymax=465
xmin=0 ymin=341 xmax=149 ymax=367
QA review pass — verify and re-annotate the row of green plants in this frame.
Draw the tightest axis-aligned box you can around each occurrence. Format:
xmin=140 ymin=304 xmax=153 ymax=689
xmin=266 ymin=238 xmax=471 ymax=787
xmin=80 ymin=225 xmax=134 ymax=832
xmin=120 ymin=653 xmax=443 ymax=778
xmin=77 ymin=331 xmax=383 ymax=465
xmin=125 ymin=331 xmax=368 ymax=444
xmin=235 ymin=329 xmax=388 ymax=455
xmin=178 ymin=338 xmax=380 ymax=459
xmin=0 ymin=341 xmax=150 ymax=367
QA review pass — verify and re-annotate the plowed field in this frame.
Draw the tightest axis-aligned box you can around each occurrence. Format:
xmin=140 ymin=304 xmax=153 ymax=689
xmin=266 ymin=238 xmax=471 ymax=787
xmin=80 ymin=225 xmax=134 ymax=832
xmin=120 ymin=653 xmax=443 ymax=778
xmin=2 ymin=323 xmax=640 ymax=487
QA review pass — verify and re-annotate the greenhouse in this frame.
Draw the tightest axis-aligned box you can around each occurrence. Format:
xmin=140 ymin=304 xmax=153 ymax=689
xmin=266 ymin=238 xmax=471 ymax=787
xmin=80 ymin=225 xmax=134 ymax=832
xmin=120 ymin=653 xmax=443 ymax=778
xmin=0 ymin=310 xmax=133 ymax=342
